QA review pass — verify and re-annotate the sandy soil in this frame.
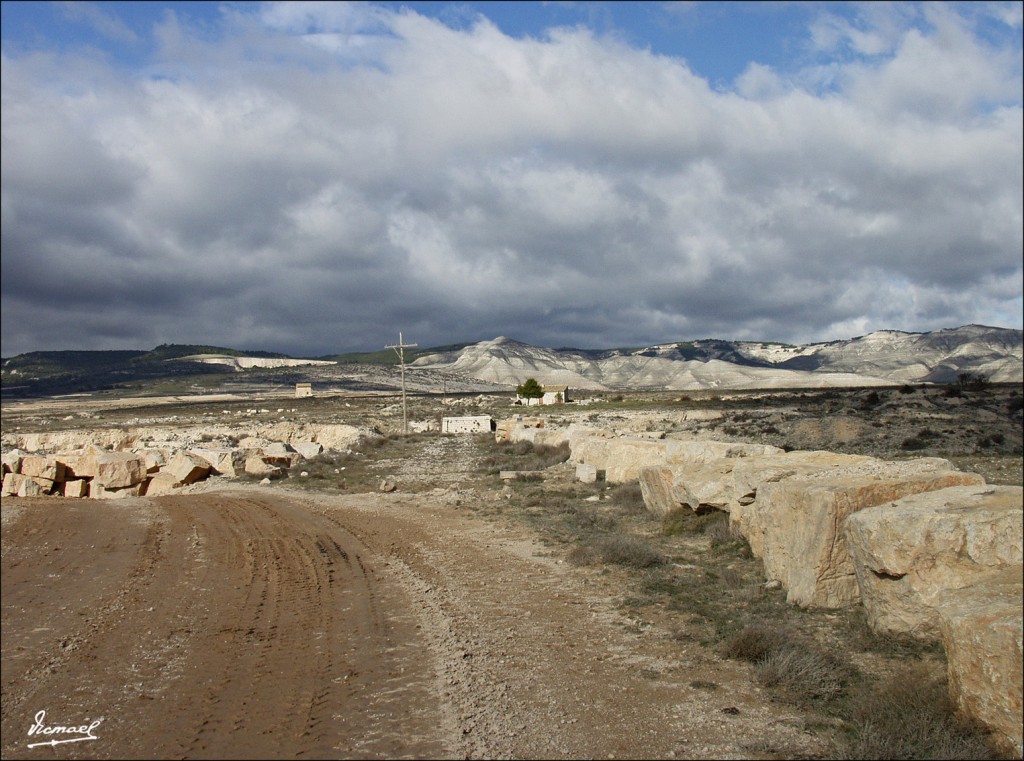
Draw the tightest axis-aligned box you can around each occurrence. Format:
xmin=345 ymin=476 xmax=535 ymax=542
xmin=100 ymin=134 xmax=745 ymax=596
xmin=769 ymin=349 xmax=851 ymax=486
xmin=1 ymin=483 xmax=826 ymax=760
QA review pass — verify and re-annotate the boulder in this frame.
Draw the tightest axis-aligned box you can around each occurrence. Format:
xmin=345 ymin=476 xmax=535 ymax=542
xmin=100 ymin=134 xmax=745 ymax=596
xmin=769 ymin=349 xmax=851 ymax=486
xmin=62 ymin=479 xmax=90 ymax=498
xmin=189 ymin=448 xmax=244 ymax=478
xmin=144 ymin=471 xmax=180 ymax=496
xmin=638 ymin=466 xmax=679 ymax=517
xmin=571 ymin=432 xmax=781 ymax=485
xmin=142 ymin=449 xmax=168 ymax=473
xmin=260 ymin=442 xmax=296 ymax=467
xmin=19 ymin=455 xmax=66 ymax=483
xmin=639 ymin=449 xmax=872 ymax=522
xmin=164 ymin=451 xmax=212 ymax=486
xmin=76 ymin=448 xmax=146 ymax=489
xmin=91 ymin=482 xmax=145 ymax=499
xmin=844 ymin=485 xmax=1023 ymax=639
xmin=576 ymin=463 xmax=602 ymax=484
xmin=2 ymin=472 xmax=50 ymax=497
xmin=293 ymin=441 xmax=323 ymax=460
xmin=2 ymin=448 xmax=26 ymax=475
xmin=937 ymin=566 xmax=1023 ymax=758
xmin=753 ymin=458 xmax=985 ymax=608
xmin=729 ymin=451 xmax=880 ymax=556
xmin=245 ymin=456 xmax=284 ymax=480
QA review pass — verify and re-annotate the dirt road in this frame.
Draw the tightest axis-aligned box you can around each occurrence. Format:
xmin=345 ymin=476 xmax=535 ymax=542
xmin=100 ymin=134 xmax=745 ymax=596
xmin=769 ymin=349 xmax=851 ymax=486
xmin=2 ymin=486 xmax=825 ymax=760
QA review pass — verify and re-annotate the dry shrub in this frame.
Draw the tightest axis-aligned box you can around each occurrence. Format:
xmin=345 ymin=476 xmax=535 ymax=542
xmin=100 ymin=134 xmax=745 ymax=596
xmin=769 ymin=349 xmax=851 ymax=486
xmin=722 ymin=623 xmax=853 ymax=706
xmin=572 ymin=535 xmax=666 ymax=568
xmin=608 ymin=482 xmax=647 ymax=514
xmin=755 ymin=647 xmax=847 ymax=704
xmin=831 ymin=662 xmax=998 ymax=760
xmin=720 ymin=623 xmax=791 ymax=662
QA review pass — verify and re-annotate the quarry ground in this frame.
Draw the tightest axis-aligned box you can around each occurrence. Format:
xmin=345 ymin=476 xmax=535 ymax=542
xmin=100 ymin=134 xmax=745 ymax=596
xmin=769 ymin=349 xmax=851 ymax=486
xmin=1 ymin=382 xmax=1021 ymax=759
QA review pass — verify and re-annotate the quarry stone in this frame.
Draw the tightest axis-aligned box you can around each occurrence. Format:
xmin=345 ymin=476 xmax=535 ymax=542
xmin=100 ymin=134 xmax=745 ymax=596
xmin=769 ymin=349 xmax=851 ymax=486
xmin=753 ymin=459 xmax=985 ymax=608
xmin=937 ymin=566 xmax=1023 ymax=758
xmin=76 ymin=448 xmax=147 ymax=489
xmin=844 ymin=484 xmax=1023 ymax=639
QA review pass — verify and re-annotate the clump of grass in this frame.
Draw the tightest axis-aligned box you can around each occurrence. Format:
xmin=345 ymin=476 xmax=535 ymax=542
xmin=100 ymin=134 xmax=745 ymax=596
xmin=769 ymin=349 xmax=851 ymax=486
xmin=831 ymin=663 xmax=998 ymax=760
xmin=607 ymin=482 xmax=647 ymax=514
xmin=720 ymin=623 xmax=792 ymax=662
xmin=479 ymin=440 xmax=570 ymax=474
xmin=722 ymin=623 xmax=854 ymax=706
xmin=571 ymin=535 xmax=666 ymax=568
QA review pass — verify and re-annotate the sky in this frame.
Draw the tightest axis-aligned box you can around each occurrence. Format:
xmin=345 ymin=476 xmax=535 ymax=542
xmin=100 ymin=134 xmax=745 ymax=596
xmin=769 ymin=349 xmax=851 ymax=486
xmin=1 ymin=1 xmax=1022 ymax=357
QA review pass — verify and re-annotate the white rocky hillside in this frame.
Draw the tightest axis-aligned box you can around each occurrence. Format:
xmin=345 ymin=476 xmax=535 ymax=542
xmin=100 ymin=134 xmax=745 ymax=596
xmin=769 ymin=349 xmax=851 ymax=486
xmin=410 ymin=325 xmax=1022 ymax=390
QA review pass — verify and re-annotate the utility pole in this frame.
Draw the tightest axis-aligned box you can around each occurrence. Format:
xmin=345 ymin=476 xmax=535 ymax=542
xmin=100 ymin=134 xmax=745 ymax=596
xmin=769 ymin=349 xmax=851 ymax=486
xmin=385 ymin=331 xmax=417 ymax=435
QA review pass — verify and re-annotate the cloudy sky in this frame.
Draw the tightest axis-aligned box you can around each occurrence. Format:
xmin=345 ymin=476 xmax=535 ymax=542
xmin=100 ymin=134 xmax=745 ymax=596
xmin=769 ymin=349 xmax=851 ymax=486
xmin=2 ymin=1 xmax=1021 ymax=357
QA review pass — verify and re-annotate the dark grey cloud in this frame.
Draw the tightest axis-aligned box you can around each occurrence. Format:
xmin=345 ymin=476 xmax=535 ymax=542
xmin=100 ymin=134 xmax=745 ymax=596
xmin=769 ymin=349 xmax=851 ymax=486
xmin=1 ymin=2 xmax=1021 ymax=358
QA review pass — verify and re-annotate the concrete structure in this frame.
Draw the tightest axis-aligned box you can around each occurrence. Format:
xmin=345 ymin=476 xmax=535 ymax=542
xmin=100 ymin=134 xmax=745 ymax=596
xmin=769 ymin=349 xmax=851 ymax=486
xmin=442 ymin=415 xmax=494 ymax=434
xmin=295 ymin=383 xmax=312 ymax=398
xmin=515 ymin=385 xmax=571 ymax=406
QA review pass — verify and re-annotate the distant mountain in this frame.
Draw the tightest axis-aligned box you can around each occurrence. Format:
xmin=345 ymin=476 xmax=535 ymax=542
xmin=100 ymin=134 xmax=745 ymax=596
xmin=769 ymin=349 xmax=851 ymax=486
xmin=2 ymin=326 xmax=1020 ymax=398
xmin=410 ymin=325 xmax=1023 ymax=391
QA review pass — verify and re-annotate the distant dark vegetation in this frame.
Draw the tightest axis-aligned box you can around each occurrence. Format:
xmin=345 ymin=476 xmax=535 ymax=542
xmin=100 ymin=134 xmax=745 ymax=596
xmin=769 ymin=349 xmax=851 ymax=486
xmin=0 ymin=344 xmax=281 ymax=398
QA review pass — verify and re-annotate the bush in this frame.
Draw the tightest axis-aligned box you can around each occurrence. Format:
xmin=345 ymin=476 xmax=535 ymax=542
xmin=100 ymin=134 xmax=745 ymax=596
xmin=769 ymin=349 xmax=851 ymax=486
xmin=832 ymin=663 xmax=997 ymax=760
xmin=608 ymin=482 xmax=646 ymax=514
xmin=722 ymin=624 xmax=854 ymax=706
xmin=581 ymin=535 xmax=666 ymax=568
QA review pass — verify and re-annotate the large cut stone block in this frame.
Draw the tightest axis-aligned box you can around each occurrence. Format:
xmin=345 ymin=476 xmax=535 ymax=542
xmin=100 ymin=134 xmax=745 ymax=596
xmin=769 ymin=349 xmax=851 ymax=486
xmin=938 ymin=566 xmax=1023 ymax=759
xmin=754 ymin=459 xmax=985 ymax=608
xmin=76 ymin=448 xmax=146 ymax=488
xmin=845 ymin=484 xmax=1023 ymax=639
xmin=164 ymin=451 xmax=212 ymax=485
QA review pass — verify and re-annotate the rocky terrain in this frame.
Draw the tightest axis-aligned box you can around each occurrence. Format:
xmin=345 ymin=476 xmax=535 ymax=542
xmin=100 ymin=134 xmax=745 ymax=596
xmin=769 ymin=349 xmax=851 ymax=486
xmin=1 ymin=378 xmax=1021 ymax=759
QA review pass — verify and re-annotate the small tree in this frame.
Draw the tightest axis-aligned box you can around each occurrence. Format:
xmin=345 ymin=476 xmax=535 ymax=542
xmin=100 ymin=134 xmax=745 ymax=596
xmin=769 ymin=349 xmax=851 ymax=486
xmin=516 ymin=377 xmax=544 ymax=399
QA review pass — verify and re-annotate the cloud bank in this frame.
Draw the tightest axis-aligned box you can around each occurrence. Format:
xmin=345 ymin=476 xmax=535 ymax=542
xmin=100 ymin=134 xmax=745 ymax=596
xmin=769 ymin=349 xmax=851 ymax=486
xmin=2 ymin=2 xmax=1021 ymax=356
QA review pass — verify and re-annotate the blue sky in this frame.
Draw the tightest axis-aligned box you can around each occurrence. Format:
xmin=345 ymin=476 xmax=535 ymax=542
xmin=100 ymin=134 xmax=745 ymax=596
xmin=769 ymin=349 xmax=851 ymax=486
xmin=2 ymin=1 xmax=1022 ymax=356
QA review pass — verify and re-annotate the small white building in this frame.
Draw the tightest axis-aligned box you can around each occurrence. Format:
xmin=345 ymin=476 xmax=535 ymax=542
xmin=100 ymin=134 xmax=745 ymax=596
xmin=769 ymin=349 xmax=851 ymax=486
xmin=295 ymin=383 xmax=313 ymax=398
xmin=515 ymin=385 xmax=571 ymax=406
xmin=442 ymin=415 xmax=494 ymax=434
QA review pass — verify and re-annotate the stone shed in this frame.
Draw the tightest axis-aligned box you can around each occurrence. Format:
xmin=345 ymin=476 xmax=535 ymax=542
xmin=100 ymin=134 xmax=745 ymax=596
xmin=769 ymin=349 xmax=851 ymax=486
xmin=442 ymin=415 xmax=495 ymax=434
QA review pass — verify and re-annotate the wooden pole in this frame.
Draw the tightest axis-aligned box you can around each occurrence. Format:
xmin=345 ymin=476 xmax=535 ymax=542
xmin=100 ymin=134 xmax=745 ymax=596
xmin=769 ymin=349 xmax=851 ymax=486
xmin=385 ymin=331 xmax=417 ymax=435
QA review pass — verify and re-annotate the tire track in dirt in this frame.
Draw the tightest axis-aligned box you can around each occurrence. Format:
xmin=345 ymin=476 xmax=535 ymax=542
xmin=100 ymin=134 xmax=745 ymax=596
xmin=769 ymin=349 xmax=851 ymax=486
xmin=293 ymin=488 xmax=829 ymax=760
xmin=1 ymin=493 xmax=449 ymax=759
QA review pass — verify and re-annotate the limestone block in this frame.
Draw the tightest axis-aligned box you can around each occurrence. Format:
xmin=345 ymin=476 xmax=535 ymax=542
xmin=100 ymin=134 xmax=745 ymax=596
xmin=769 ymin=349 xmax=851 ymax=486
xmin=2 ymin=472 xmax=50 ymax=497
xmin=260 ymin=442 xmax=296 ymax=467
xmin=20 ymin=455 xmax=66 ymax=482
xmin=570 ymin=436 xmax=667 ymax=483
xmin=2 ymin=448 xmax=25 ymax=475
xmin=76 ymin=448 xmax=146 ymax=488
xmin=755 ymin=459 xmax=985 ymax=608
xmin=144 ymin=471 xmax=180 ymax=496
xmin=639 ymin=466 xmax=677 ymax=516
xmin=58 ymin=451 xmax=85 ymax=479
xmin=576 ymin=463 xmax=601 ymax=484
xmin=293 ymin=441 xmax=323 ymax=460
xmin=245 ymin=456 xmax=284 ymax=480
xmin=91 ymin=482 xmax=145 ymax=499
xmin=164 ymin=451 xmax=212 ymax=485
xmin=663 ymin=439 xmax=783 ymax=467
xmin=938 ymin=566 xmax=1023 ymax=758
xmin=729 ymin=451 xmax=880 ymax=556
xmin=190 ymin=448 xmax=244 ymax=478
xmin=845 ymin=485 xmax=1023 ymax=639
xmin=143 ymin=449 xmax=168 ymax=473
xmin=62 ymin=479 xmax=90 ymax=498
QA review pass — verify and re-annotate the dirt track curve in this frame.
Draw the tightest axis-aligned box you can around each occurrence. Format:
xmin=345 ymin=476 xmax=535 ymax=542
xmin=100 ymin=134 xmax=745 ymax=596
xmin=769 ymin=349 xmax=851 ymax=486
xmin=2 ymin=486 xmax=825 ymax=760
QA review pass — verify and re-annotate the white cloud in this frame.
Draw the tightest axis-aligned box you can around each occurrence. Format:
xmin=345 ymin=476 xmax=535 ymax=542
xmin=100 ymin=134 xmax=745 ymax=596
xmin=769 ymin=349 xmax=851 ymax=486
xmin=1 ymin=1 xmax=1020 ymax=356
